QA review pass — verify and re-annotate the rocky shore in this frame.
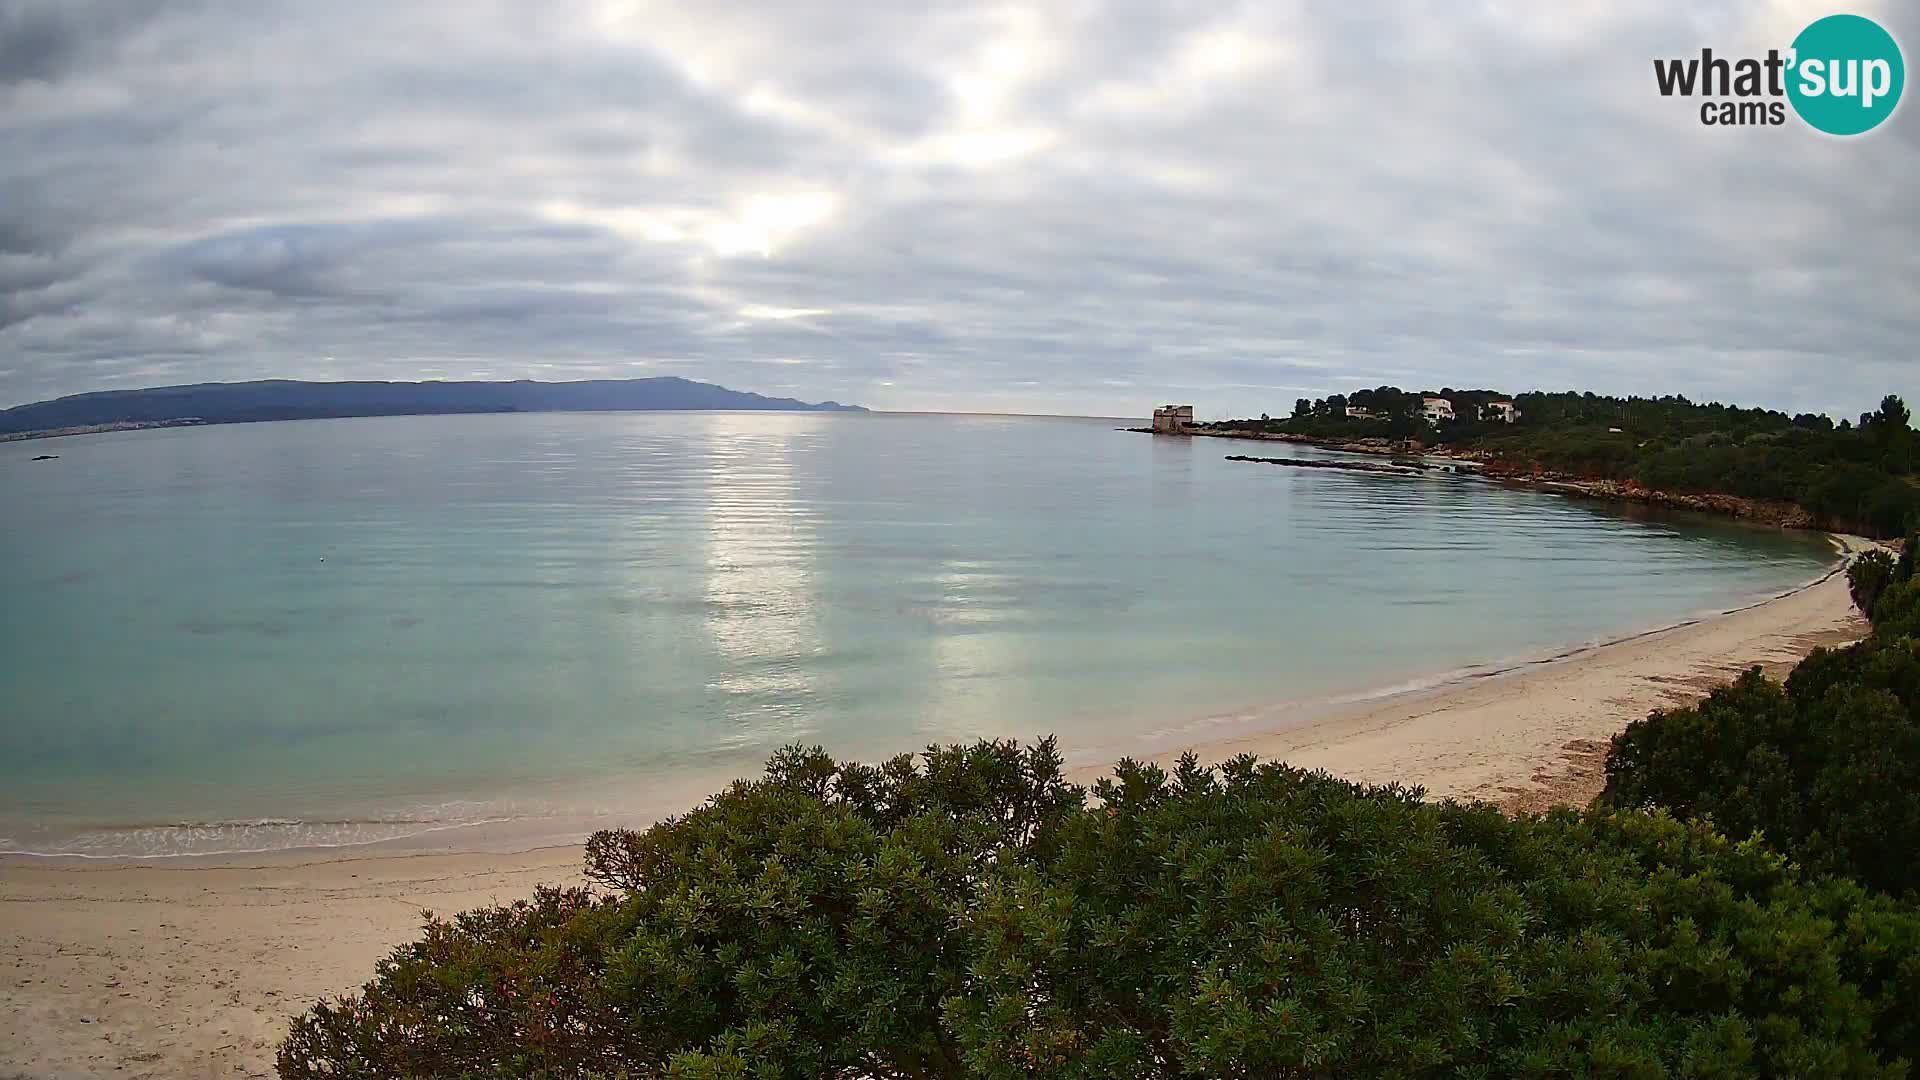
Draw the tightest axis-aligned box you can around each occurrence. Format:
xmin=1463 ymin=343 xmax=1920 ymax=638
xmin=1161 ymin=426 xmax=1823 ymax=532
xmin=1223 ymin=454 xmax=1453 ymax=477
xmin=1141 ymin=426 xmax=1429 ymax=458
xmin=1471 ymin=465 xmax=1817 ymax=529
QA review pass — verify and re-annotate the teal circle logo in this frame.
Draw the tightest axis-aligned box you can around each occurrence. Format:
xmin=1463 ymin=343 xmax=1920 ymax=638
xmin=1787 ymin=14 xmax=1904 ymax=135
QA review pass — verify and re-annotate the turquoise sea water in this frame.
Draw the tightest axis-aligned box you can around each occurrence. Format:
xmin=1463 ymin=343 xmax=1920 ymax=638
xmin=0 ymin=412 xmax=1835 ymax=857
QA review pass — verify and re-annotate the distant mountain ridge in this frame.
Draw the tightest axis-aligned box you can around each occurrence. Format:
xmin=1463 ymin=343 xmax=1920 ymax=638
xmin=0 ymin=377 xmax=866 ymax=435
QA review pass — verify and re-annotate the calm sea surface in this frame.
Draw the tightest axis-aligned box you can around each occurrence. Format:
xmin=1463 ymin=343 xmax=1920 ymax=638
xmin=0 ymin=412 xmax=1835 ymax=857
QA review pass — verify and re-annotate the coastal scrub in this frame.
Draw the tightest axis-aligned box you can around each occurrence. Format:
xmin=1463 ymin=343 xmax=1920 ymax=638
xmin=280 ymin=740 xmax=1920 ymax=1078
xmin=1603 ymin=537 xmax=1920 ymax=899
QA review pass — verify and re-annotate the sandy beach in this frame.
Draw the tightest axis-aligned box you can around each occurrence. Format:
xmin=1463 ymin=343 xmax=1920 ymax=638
xmin=1071 ymin=536 xmax=1872 ymax=809
xmin=1 ymin=539 xmax=1871 ymax=1079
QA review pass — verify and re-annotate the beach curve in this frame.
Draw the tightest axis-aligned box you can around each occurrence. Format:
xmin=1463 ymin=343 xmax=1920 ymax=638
xmin=0 ymin=536 xmax=1874 ymax=1078
xmin=1067 ymin=533 xmax=1872 ymax=809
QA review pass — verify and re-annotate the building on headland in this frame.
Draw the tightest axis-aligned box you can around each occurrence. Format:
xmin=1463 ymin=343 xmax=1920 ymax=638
xmin=1420 ymin=397 xmax=1455 ymax=424
xmin=1152 ymin=404 xmax=1195 ymax=434
xmin=1345 ymin=406 xmax=1379 ymax=420
xmin=1478 ymin=399 xmax=1520 ymax=424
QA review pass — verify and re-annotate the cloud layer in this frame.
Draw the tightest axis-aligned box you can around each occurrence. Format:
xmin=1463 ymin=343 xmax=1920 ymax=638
xmin=2 ymin=0 xmax=1915 ymax=416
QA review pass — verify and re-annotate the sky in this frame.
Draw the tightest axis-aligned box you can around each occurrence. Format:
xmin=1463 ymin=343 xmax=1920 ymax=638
xmin=1 ymin=1 xmax=1916 ymax=418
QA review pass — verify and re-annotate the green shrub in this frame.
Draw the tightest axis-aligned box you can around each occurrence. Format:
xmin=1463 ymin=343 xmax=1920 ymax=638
xmin=281 ymin=739 xmax=1078 ymax=1080
xmin=1601 ymin=639 xmax=1920 ymax=900
xmin=1849 ymin=550 xmax=1896 ymax=617
xmin=1872 ymin=578 xmax=1920 ymax=639
xmin=955 ymin=757 xmax=1918 ymax=1078
xmin=1604 ymin=542 xmax=1920 ymax=902
xmin=283 ymin=742 xmax=1920 ymax=1078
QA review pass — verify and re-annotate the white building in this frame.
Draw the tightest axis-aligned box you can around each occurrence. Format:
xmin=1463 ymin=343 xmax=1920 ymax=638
xmin=1479 ymin=400 xmax=1519 ymax=424
xmin=1420 ymin=397 xmax=1455 ymax=424
xmin=1345 ymin=406 xmax=1377 ymax=420
xmin=1151 ymin=404 xmax=1195 ymax=434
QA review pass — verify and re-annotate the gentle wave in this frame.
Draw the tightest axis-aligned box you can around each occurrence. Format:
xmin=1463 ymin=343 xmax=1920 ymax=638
xmin=0 ymin=812 xmax=521 ymax=859
xmin=1069 ymin=550 xmax=1848 ymax=765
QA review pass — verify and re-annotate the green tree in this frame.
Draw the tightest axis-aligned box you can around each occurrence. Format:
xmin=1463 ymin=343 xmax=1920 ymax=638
xmin=283 ymin=742 xmax=1920 ymax=1078
xmin=1229 ymin=388 xmax=1918 ymax=535
xmin=1878 ymin=395 xmax=1911 ymax=432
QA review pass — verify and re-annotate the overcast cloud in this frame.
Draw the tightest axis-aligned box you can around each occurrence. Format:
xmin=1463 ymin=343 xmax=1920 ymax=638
xmin=1 ymin=0 xmax=1915 ymax=417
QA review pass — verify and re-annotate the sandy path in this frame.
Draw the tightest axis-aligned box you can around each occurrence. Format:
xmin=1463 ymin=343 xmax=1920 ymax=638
xmin=0 ymin=539 xmax=1871 ymax=1078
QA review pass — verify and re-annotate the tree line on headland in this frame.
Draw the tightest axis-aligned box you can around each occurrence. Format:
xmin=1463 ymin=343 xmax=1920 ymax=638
xmin=1206 ymin=388 xmax=1920 ymax=539
xmin=281 ymin=546 xmax=1920 ymax=1077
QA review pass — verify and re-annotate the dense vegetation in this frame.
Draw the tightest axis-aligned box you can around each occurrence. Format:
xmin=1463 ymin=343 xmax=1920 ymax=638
xmin=1600 ymin=540 xmax=1920 ymax=898
xmin=1207 ymin=390 xmax=1920 ymax=537
xmin=283 ymin=738 xmax=1920 ymax=1078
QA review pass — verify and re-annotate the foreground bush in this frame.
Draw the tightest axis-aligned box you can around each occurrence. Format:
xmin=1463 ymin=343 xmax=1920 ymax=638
xmin=282 ymin=741 xmax=1920 ymax=1078
xmin=281 ymin=740 xmax=1078 ymax=1080
xmin=1604 ymin=542 xmax=1920 ymax=898
xmin=1600 ymin=646 xmax=1920 ymax=899
xmin=1870 ymin=575 xmax=1920 ymax=640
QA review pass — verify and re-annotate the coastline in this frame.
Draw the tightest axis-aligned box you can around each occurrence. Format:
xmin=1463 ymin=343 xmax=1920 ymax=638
xmin=1162 ymin=425 xmax=1826 ymax=531
xmin=0 ymin=539 xmax=1871 ymax=1078
xmin=0 ymin=420 xmax=209 ymax=444
xmin=1057 ymin=535 xmax=1858 ymax=783
xmin=1198 ymin=426 xmax=1827 ymax=530
xmin=1066 ymin=534 xmax=1869 ymax=806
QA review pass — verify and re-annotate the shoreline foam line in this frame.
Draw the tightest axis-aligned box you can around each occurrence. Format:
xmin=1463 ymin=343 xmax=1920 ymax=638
xmin=1065 ymin=532 xmax=1870 ymax=808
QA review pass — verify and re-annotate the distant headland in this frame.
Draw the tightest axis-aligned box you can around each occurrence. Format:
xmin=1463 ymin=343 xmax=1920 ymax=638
xmin=1134 ymin=387 xmax=1919 ymax=539
xmin=0 ymin=377 xmax=866 ymax=441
